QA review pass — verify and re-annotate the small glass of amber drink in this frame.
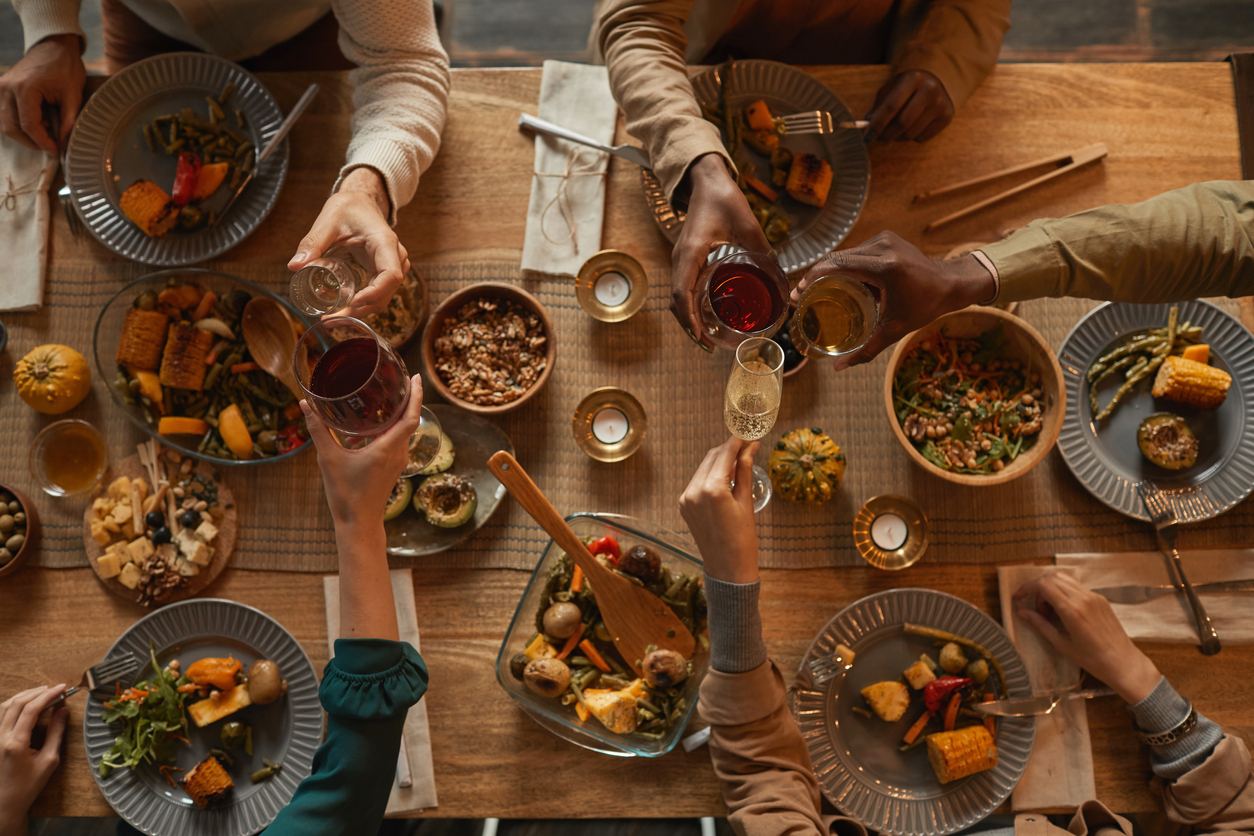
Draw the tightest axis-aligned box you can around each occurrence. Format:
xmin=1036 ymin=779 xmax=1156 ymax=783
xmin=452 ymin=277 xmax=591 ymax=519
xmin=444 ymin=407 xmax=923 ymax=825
xmin=29 ymin=419 xmax=109 ymax=497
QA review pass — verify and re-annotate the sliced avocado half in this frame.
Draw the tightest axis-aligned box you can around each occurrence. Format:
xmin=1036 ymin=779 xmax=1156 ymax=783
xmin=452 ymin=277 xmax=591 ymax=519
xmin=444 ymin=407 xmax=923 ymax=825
xmin=1137 ymin=412 xmax=1198 ymax=470
xmin=414 ymin=473 xmax=477 ymax=528
xmin=415 ymin=431 xmax=455 ymax=476
xmin=384 ymin=477 xmax=414 ymax=521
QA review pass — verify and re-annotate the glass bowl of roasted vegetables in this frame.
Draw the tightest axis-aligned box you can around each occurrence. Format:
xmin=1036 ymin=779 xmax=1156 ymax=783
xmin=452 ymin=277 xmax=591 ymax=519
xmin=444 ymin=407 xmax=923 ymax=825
xmin=93 ymin=270 xmax=314 ymax=465
xmin=495 ymin=513 xmax=710 ymax=757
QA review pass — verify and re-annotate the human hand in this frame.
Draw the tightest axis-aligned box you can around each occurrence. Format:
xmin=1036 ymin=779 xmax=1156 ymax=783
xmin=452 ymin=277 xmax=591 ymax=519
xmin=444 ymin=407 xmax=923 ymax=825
xmin=1013 ymin=573 xmax=1162 ymax=704
xmin=792 ymin=231 xmax=994 ymax=370
xmin=0 ymin=36 xmax=85 ymax=155
xmin=678 ymin=437 xmax=760 ymax=583
xmin=301 ymin=374 xmax=423 ymax=527
xmin=0 ymin=684 xmax=68 ymax=836
xmin=671 ymin=154 xmax=771 ymax=351
xmin=865 ymin=70 xmax=954 ymax=143
xmin=287 ymin=167 xmax=409 ymax=318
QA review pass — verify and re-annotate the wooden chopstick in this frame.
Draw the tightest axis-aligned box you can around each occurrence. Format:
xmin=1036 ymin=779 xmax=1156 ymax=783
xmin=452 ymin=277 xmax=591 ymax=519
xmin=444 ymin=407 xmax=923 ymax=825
xmin=921 ymin=143 xmax=1107 ymax=232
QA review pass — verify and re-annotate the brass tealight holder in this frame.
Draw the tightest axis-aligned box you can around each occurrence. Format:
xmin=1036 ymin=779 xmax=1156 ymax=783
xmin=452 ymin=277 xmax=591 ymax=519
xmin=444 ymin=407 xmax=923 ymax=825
xmin=572 ymin=387 xmax=647 ymax=462
xmin=852 ymin=494 xmax=929 ymax=570
xmin=575 ymin=250 xmax=649 ymax=322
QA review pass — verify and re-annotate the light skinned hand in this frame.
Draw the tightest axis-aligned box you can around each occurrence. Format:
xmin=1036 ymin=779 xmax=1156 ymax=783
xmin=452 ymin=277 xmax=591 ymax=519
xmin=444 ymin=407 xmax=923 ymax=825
xmin=670 ymin=153 xmax=771 ymax=351
xmin=0 ymin=35 xmax=85 ymax=155
xmin=792 ymin=231 xmax=995 ymax=370
xmin=1013 ymin=573 xmax=1162 ymax=704
xmin=300 ymin=374 xmax=424 ymax=528
xmin=678 ymin=437 xmax=760 ymax=584
xmin=0 ymin=684 xmax=69 ymax=836
xmin=865 ymin=69 xmax=955 ymax=143
xmin=287 ymin=167 xmax=410 ymax=318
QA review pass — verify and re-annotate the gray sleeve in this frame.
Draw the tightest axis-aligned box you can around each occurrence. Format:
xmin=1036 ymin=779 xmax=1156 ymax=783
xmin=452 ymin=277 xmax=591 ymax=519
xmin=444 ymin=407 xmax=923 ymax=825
xmin=1128 ymin=676 xmax=1225 ymax=782
xmin=703 ymin=575 xmax=768 ymax=674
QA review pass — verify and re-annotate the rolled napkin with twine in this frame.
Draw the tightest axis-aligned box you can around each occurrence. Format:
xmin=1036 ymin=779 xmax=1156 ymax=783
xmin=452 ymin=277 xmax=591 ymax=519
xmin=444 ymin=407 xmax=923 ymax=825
xmin=0 ymin=136 xmax=59 ymax=312
xmin=520 ymin=60 xmax=617 ymax=277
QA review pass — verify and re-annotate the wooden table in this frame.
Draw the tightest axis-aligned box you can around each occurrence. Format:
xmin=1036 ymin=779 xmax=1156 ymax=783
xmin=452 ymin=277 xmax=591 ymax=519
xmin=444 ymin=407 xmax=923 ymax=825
xmin=6 ymin=63 xmax=1253 ymax=820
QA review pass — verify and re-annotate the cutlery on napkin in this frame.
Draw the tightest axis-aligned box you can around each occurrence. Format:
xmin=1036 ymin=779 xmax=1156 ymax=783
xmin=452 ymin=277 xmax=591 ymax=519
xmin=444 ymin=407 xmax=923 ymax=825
xmin=1094 ymin=578 xmax=1254 ymax=605
xmin=972 ymin=687 xmax=1115 ymax=718
xmin=1 ymin=135 xmax=60 ymax=312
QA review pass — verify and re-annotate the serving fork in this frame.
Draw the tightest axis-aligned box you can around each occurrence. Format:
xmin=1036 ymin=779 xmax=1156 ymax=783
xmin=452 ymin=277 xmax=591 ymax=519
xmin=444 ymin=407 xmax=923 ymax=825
xmin=1136 ymin=480 xmax=1221 ymax=655
xmin=776 ymin=111 xmax=868 ymax=136
xmin=52 ymin=652 xmax=140 ymax=706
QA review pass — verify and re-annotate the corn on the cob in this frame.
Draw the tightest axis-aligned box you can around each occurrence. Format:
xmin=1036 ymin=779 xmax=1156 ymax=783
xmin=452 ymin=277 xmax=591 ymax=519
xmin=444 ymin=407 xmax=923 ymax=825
xmin=181 ymin=754 xmax=234 ymax=809
xmin=1151 ymin=355 xmax=1231 ymax=409
xmin=119 ymin=180 xmax=177 ymax=237
xmin=926 ymin=726 xmax=998 ymax=784
xmin=115 ymin=308 xmax=170 ymax=370
xmin=159 ymin=323 xmax=214 ymax=390
xmin=786 ymin=153 xmax=833 ymax=207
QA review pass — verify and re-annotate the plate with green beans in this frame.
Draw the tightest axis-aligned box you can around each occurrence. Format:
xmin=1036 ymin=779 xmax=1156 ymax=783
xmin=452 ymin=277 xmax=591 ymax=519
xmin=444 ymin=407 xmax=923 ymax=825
xmin=66 ymin=52 xmax=287 ymax=266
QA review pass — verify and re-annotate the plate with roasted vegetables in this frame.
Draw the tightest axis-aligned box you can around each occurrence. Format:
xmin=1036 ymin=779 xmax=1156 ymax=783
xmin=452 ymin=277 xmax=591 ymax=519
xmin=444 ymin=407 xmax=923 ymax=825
xmin=496 ymin=513 xmax=709 ymax=757
xmin=642 ymin=59 xmax=869 ymax=274
xmin=1057 ymin=300 xmax=1254 ymax=523
xmin=83 ymin=598 xmax=320 ymax=836
xmin=94 ymin=270 xmax=314 ymax=466
xmin=65 ymin=52 xmax=287 ymax=266
xmin=792 ymin=589 xmax=1034 ymax=836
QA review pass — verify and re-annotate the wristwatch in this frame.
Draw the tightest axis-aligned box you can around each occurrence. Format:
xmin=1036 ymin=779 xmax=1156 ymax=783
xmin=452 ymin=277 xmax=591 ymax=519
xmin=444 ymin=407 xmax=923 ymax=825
xmin=1135 ymin=703 xmax=1197 ymax=746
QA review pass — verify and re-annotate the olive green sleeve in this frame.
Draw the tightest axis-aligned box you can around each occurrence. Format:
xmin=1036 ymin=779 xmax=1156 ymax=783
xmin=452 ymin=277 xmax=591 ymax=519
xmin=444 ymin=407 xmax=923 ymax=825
xmin=980 ymin=180 xmax=1254 ymax=305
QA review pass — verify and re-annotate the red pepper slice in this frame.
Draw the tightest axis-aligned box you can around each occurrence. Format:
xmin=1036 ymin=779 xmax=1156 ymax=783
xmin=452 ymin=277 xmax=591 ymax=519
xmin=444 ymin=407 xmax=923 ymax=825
xmin=923 ymin=675 xmax=971 ymax=713
xmin=172 ymin=152 xmax=202 ymax=205
xmin=588 ymin=536 xmax=621 ymax=565
xmin=275 ymin=424 xmax=305 ymax=454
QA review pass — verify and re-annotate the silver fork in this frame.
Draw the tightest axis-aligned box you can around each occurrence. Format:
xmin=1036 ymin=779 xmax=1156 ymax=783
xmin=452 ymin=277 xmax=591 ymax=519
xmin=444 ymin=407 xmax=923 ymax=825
xmin=807 ymin=649 xmax=855 ymax=685
xmin=48 ymin=108 xmax=86 ymax=239
xmin=52 ymin=652 xmax=141 ymax=705
xmin=776 ymin=111 xmax=868 ymax=136
xmin=1136 ymin=480 xmax=1221 ymax=655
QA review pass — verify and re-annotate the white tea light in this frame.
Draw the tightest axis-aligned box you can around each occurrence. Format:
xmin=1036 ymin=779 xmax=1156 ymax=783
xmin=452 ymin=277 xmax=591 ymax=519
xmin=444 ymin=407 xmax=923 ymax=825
xmin=871 ymin=513 xmax=908 ymax=551
xmin=593 ymin=271 xmax=631 ymax=307
xmin=592 ymin=407 xmax=629 ymax=444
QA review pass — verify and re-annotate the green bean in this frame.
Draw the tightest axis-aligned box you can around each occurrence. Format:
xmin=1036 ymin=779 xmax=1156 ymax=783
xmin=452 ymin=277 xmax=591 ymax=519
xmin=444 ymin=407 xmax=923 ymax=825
xmin=142 ymin=124 xmax=155 ymax=151
xmin=568 ymin=655 xmax=591 ymax=667
xmin=242 ymin=378 xmax=288 ymax=407
xmin=1091 ymin=335 xmax=1164 ymax=372
xmin=1088 ymin=354 xmax=1138 ymax=413
xmin=219 ymin=82 xmax=236 ymax=103
xmin=165 ymin=139 xmax=185 ymax=154
xmin=235 ymin=109 xmax=247 ymax=129
xmin=663 ymin=574 xmax=689 ymax=600
xmin=197 ymin=429 xmax=214 ymax=453
xmin=205 ymin=415 xmax=219 ymax=428
xmin=203 ymin=362 xmax=225 ymax=391
xmin=207 ymin=97 xmax=224 ymax=123
xmin=268 ymin=409 xmax=280 ymax=431
xmin=638 ymin=697 xmax=661 ymax=714
xmin=1124 ymin=356 xmax=1148 ymax=380
xmin=1095 ymin=355 xmax=1163 ymax=421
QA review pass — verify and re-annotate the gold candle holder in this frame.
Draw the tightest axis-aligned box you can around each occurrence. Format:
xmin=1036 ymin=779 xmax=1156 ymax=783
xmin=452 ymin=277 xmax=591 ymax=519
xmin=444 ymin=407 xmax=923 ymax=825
xmin=852 ymin=494 xmax=929 ymax=570
xmin=572 ymin=388 xmax=647 ymax=462
xmin=576 ymin=250 xmax=649 ymax=322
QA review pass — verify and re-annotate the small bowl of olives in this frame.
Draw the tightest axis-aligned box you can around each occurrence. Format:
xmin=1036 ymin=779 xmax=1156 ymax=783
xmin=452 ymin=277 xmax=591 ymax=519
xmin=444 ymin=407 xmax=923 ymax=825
xmin=0 ymin=484 xmax=40 ymax=579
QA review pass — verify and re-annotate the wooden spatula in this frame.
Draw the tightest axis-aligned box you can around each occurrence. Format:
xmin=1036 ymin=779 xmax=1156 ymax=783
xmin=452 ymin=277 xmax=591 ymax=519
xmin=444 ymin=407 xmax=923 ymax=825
xmin=487 ymin=451 xmax=695 ymax=675
xmin=241 ymin=297 xmax=304 ymax=400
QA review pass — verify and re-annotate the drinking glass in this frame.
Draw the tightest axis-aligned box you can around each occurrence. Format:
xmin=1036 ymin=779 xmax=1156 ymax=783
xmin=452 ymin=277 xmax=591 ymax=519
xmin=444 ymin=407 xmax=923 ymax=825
xmin=289 ymin=246 xmax=370 ymax=316
xmin=790 ymin=273 xmax=879 ymax=358
xmin=724 ymin=337 xmax=784 ymax=512
xmin=29 ymin=419 xmax=109 ymax=497
xmin=293 ymin=316 xmax=442 ymax=474
xmin=697 ymin=247 xmax=790 ymax=349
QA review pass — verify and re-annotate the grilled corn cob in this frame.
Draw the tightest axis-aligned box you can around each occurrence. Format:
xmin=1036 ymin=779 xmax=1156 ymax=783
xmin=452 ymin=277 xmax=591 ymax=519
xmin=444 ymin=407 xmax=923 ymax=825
xmin=119 ymin=180 xmax=177 ymax=237
xmin=785 ymin=153 xmax=833 ymax=207
xmin=926 ymin=726 xmax=998 ymax=784
xmin=115 ymin=308 xmax=170 ymax=370
xmin=181 ymin=755 xmax=234 ymax=809
xmin=159 ymin=323 xmax=214 ymax=390
xmin=1151 ymin=355 xmax=1231 ymax=409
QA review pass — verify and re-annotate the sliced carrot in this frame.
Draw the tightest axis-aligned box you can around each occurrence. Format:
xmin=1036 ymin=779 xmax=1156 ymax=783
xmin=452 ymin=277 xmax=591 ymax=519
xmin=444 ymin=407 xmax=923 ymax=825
xmin=570 ymin=565 xmax=584 ymax=594
xmin=205 ymin=340 xmax=225 ymax=366
xmin=744 ymin=173 xmax=778 ymax=202
xmin=903 ymin=709 xmax=934 ymax=745
xmin=191 ymin=290 xmax=217 ymax=322
xmin=555 ymin=623 xmax=585 ymax=661
xmin=574 ymin=701 xmax=590 ymax=722
xmin=230 ymin=361 xmax=259 ymax=374
xmin=177 ymin=683 xmax=202 ymax=693
xmin=983 ymin=691 xmax=996 ymax=738
xmin=284 ymin=402 xmax=304 ymax=421
xmin=943 ymin=691 xmax=962 ymax=732
xmin=579 ymin=639 xmax=612 ymax=673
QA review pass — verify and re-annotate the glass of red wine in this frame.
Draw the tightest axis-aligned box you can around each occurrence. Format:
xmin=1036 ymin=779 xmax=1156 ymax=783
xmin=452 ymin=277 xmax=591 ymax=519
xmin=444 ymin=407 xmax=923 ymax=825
xmin=697 ymin=246 xmax=790 ymax=349
xmin=293 ymin=316 xmax=442 ymax=475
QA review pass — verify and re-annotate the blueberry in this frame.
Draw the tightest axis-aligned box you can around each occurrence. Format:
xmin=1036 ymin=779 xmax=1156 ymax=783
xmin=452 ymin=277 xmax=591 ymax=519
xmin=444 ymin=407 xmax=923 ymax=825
xmin=145 ymin=510 xmax=165 ymax=529
xmin=151 ymin=527 xmax=172 ymax=545
xmin=180 ymin=510 xmax=201 ymax=528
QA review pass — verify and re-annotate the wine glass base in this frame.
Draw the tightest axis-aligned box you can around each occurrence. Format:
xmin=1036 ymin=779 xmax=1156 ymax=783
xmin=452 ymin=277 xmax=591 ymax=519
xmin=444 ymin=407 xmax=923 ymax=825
xmin=750 ymin=465 xmax=772 ymax=513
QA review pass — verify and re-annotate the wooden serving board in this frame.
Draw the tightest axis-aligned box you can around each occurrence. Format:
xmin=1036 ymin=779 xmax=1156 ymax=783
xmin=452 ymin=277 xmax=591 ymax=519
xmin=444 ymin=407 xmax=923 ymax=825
xmin=82 ymin=454 xmax=237 ymax=608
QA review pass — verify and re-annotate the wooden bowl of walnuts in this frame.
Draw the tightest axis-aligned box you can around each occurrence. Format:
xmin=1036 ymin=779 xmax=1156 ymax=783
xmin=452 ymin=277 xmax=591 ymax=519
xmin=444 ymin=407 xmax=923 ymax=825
xmin=0 ymin=484 xmax=40 ymax=579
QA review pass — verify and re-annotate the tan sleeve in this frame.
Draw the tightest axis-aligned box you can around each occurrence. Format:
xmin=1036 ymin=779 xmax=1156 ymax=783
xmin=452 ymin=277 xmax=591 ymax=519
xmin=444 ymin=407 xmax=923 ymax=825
xmin=893 ymin=0 xmax=1012 ymax=109
xmin=1158 ymin=735 xmax=1254 ymax=836
xmin=12 ymin=0 xmax=85 ymax=54
xmin=979 ymin=180 xmax=1254 ymax=305
xmin=594 ymin=0 xmax=733 ymax=205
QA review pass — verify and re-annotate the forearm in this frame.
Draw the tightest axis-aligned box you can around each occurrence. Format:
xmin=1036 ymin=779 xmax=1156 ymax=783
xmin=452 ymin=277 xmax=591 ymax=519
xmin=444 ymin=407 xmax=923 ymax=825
xmin=893 ymin=0 xmax=1011 ymax=110
xmin=0 ymin=812 xmax=27 ymax=836
xmin=13 ymin=0 xmax=84 ymax=53
xmin=332 ymin=520 xmax=399 ymax=641
xmin=336 ymin=167 xmax=390 ymax=217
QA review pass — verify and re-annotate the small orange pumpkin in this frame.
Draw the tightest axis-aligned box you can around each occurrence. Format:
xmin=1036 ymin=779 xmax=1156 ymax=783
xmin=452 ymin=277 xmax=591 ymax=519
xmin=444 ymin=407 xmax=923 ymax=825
xmin=15 ymin=344 xmax=92 ymax=414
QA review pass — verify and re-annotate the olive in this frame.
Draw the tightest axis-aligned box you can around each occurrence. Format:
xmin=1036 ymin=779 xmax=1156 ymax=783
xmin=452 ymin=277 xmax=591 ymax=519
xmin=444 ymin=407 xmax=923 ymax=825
xmin=220 ymin=721 xmax=248 ymax=750
xmin=7 ymin=501 xmax=18 ymax=514
xmin=136 ymin=289 xmax=158 ymax=311
xmin=542 ymin=602 xmax=583 ymax=640
xmin=0 ymin=492 xmax=11 ymax=504
xmin=145 ymin=510 xmax=166 ymax=529
xmin=618 ymin=545 xmax=661 ymax=583
xmin=508 ymin=653 xmax=530 ymax=681
xmin=151 ymin=527 xmax=172 ymax=545
xmin=0 ymin=515 xmax=13 ymax=533
xmin=641 ymin=648 xmax=689 ymax=689
xmin=5 ymin=534 xmax=24 ymax=552
xmin=0 ymin=548 xmax=11 ymax=565
xmin=257 ymin=430 xmax=278 ymax=453
xmin=523 ymin=657 xmax=571 ymax=699
xmin=11 ymin=512 xmax=24 ymax=525
xmin=247 ymin=660 xmax=286 ymax=705
xmin=180 ymin=510 xmax=201 ymax=528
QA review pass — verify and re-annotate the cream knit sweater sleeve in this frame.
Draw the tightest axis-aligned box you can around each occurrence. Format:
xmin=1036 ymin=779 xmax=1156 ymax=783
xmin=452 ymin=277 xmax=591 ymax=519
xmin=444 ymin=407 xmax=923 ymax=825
xmin=13 ymin=0 xmax=85 ymax=53
xmin=331 ymin=0 xmax=451 ymax=223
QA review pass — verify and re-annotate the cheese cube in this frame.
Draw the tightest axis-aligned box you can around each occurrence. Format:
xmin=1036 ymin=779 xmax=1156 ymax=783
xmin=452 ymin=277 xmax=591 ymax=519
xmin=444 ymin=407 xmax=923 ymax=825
xmin=189 ymin=542 xmax=213 ymax=567
xmin=155 ymin=543 xmax=178 ymax=564
xmin=126 ymin=536 xmax=155 ymax=565
xmin=108 ymin=477 xmax=132 ymax=500
xmin=106 ymin=542 xmax=130 ymax=565
xmin=178 ymin=561 xmax=201 ymax=577
xmin=194 ymin=520 xmax=218 ymax=543
xmin=111 ymin=504 xmax=132 ymax=524
xmin=174 ymin=528 xmax=199 ymax=556
xmin=96 ymin=553 xmax=121 ymax=579
xmin=90 ymin=520 xmax=113 ymax=547
xmin=118 ymin=562 xmax=142 ymax=589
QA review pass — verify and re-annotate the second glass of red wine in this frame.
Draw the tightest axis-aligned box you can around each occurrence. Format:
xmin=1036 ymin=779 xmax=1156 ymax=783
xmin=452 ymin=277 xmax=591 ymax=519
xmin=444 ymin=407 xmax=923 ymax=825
xmin=293 ymin=316 xmax=442 ymax=475
xmin=697 ymin=246 xmax=790 ymax=349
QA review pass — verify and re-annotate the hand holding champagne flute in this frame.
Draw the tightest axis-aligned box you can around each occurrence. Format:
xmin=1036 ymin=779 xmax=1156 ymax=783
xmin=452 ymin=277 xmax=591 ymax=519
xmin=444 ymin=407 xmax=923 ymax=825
xmin=724 ymin=337 xmax=784 ymax=511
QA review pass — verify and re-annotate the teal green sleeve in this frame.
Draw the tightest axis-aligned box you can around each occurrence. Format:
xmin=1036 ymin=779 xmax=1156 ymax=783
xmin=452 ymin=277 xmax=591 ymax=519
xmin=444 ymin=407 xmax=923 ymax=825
xmin=263 ymin=638 xmax=428 ymax=835
xmin=980 ymin=180 xmax=1254 ymax=304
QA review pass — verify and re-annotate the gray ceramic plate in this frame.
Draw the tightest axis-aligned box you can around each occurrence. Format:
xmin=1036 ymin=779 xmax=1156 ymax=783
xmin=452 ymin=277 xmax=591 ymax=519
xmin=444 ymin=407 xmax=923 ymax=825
xmin=641 ymin=59 xmax=870 ymax=274
xmin=66 ymin=52 xmax=288 ymax=265
xmin=384 ymin=403 xmax=513 ymax=556
xmin=83 ymin=599 xmax=321 ymax=836
xmin=791 ymin=589 xmax=1034 ymax=836
xmin=1057 ymin=301 xmax=1254 ymax=522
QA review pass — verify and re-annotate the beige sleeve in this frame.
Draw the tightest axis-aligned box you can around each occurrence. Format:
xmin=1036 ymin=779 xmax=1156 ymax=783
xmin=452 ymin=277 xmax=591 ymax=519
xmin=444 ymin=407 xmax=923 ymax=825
xmin=1158 ymin=735 xmax=1254 ymax=836
xmin=13 ymin=0 xmax=85 ymax=53
xmin=893 ymin=0 xmax=1012 ymax=109
xmin=330 ymin=0 xmax=451 ymax=222
xmin=593 ymin=0 xmax=732 ymax=206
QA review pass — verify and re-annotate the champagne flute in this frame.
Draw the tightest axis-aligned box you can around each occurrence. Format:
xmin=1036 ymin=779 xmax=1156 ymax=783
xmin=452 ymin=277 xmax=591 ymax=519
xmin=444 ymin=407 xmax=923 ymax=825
xmin=724 ymin=337 xmax=784 ymax=512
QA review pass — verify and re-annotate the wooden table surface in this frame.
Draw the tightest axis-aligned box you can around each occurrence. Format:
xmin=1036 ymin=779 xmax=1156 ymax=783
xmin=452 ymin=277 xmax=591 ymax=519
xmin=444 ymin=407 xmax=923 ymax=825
xmin=7 ymin=63 xmax=1253 ymax=820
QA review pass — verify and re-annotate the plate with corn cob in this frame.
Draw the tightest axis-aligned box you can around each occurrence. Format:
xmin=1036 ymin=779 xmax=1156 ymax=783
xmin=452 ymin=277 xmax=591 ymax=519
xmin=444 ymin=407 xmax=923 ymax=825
xmin=1057 ymin=300 xmax=1254 ymax=523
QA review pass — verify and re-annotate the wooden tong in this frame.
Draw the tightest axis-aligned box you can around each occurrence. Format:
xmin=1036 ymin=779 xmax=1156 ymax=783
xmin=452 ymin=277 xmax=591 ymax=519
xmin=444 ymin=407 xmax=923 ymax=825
xmin=917 ymin=142 xmax=1108 ymax=232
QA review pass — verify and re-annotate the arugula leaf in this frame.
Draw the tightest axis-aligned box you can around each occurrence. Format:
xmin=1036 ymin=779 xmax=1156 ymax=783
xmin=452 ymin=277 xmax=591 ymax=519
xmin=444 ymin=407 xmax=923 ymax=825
xmin=973 ymin=323 xmax=1005 ymax=366
xmin=97 ymin=640 xmax=191 ymax=777
xmin=951 ymin=414 xmax=974 ymax=442
xmin=999 ymin=411 xmax=1021 ymax=433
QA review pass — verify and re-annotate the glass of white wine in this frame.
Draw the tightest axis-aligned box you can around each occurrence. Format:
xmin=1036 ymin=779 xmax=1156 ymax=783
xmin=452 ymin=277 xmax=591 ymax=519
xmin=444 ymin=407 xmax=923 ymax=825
xmin=724 ymin=337 xmax=784 ymax=512
xmin=790 ymin=273 xmax=878 ymax=358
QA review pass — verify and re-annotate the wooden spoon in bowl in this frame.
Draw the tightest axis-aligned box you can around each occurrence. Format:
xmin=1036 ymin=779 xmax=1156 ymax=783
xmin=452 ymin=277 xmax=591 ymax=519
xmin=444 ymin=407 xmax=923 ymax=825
xmin=487 ymin=451 xmax=695 ymax=676
xmin=241 ymin=297 xmax=303 ymax=400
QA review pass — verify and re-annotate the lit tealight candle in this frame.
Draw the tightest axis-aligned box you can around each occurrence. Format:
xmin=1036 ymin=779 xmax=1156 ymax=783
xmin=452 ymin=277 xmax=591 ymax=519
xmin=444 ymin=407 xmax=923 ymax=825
xmin=871 ymin=513 xmax=908 ymax=551
xmin=592 ymin=407 xmax=629 ymax=445
xmin=593 ymin=271 xmax=631 ymax=307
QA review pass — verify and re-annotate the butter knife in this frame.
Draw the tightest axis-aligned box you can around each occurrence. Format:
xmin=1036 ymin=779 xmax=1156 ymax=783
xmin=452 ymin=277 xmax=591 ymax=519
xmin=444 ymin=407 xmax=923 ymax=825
xmin=1094 ymin=579 xmax=1254 ymax=605
xmin=972 ymin=687 xmax=1115 ymax=717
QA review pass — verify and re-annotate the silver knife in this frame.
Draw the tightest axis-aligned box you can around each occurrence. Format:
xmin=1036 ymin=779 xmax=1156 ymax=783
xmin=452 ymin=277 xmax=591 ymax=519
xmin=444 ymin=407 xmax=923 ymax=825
xmin=972 ymin=687 xmax=1115 ymax=717
xmin=1093 ymin=579 xmax=1254 ymax=605
xmin=517 ymin=113 xmax=652 ymax=169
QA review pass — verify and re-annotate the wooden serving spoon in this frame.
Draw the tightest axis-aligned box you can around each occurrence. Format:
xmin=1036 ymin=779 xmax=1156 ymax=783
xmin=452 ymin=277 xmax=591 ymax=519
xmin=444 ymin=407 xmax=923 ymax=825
xmin=241 ymin=297 xmax=303 ymax=400
xmin=487 ymin=451 xmax=696 ymax=675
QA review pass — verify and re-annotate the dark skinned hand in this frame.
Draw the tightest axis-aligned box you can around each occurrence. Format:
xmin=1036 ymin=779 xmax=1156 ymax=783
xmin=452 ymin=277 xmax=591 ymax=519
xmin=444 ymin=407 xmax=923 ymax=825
xmin=0 ymin=35 xmax=85 ymax=155
xmin=866 ymin=69 xmax=955 ymax=143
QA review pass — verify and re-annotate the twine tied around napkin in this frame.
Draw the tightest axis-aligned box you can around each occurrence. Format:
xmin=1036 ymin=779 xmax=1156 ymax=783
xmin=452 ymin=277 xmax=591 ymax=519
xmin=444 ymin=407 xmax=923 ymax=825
xmin=535 ymin=146 xmax=605 ymax=253
xmin=3 ymin=171 xmax=44 ymax=211
xmin=0 ymin=136 xmax=59 ymax=312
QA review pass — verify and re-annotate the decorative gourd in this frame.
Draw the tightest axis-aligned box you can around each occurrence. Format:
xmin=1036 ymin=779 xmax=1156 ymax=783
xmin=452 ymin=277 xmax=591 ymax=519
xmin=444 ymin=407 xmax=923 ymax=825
xmin=769 ymin=427 xmax=846 ymax=504
xmin=14 ymin=344 xmax=91 ymax=414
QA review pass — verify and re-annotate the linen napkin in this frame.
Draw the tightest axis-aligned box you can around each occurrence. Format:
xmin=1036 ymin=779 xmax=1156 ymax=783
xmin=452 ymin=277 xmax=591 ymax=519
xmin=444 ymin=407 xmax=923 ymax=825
xmin=519 ymin=60 xmax=617 ymax=277
xmin=323 ymin=568 xmax=438 ymax=814
xmin=1056 ymin=549 xmax=1254 ymax=643
xmin=0 ymin=136 xmax=59 ymax=312
xmin=997 ymin=565 xmax=1096 ymax=812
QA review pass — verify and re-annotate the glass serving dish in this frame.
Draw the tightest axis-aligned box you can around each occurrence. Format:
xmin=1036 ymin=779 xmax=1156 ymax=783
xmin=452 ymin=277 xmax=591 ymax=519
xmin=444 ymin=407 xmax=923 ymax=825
xmin=93 ymin=269 xmax=314 ymax=466
xmin=495 ymin=513 xmax=710 ymax=757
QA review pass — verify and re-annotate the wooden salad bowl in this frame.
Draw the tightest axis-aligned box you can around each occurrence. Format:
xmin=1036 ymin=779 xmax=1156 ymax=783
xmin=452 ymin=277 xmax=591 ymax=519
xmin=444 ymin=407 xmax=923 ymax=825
xmin=883 ymin=306 xmax=1065 ymax=487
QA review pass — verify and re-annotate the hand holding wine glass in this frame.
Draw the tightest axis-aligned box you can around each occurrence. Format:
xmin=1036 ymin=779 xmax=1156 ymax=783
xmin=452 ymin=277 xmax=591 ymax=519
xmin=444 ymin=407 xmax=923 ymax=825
xmin=723 ymin=337 xmax=783 ymax=511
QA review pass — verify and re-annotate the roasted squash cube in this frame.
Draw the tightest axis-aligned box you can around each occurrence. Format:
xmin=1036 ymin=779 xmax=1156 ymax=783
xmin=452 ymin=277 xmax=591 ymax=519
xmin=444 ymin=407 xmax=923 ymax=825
xmin=785 ymin=153 xmax=833 ymax=207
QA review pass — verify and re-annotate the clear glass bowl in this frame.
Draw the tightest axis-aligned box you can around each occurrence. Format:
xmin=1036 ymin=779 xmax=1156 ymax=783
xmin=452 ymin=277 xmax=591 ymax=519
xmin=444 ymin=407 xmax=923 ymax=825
xmin=29 ymin=419 xmax=110 ymax=496
xmin=92 ymin=269 xmax=314 ymax=466
xmin=495 ymin=513 xmax=710 ymax=757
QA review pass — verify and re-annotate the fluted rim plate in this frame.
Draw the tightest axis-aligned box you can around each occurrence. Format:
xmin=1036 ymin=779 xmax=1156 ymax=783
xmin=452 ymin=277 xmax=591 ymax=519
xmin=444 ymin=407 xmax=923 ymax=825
xmin=83 ymin=599 xmax=321 ymax=836
xmin=791 ymin=589 xmax=1034 ymax=836
xmin=641 ymin=59 xmax=870 ymax=274
xmin=67 ymin=52 xmax=288 ymax=265
xmin=1056 ymin=300 xmax=1254 ymax=522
